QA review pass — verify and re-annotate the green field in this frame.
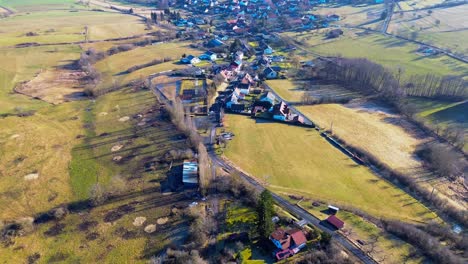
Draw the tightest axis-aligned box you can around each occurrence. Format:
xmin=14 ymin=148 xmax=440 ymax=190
xmin=309 ymin=32 xmax=468 ymax=77
xmin=223 ymin=114 xmax=436 ymax=222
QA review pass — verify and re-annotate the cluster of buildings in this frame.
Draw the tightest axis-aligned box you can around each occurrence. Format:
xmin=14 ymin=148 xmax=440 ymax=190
xmin=270 ymin=228 xmax=307 ymax=260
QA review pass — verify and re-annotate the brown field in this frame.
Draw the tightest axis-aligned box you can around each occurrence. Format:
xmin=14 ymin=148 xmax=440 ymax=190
xmin=15 ymin=69 xmax=86 ymax=104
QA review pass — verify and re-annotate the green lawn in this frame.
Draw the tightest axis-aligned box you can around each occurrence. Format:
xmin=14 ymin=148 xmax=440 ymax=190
xmin=309 ymin=32 xmax=468 ymax=77
xmin=223 ymin=114 xmax=436 ymax=222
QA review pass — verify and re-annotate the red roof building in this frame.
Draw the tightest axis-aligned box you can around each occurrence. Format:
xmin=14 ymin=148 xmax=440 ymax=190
xmin=327 ymin=215 xmax=344 ymax=229
xmin=289 ymin=229 xmax=307 ymax=247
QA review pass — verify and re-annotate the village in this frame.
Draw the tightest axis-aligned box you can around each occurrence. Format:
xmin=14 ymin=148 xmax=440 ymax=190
xmin=0 ymin=0 xmax=466 ymax=263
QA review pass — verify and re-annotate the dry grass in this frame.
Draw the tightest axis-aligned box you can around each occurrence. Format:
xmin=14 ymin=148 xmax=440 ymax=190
xmin=298 ymin=103 xmax=467 ymax=211
xmin=298 ymin=103 xmax=425 ymax=171
xmin=0 ymin=101 xmax=85 ymax=220
xmin=15 ymin=69 xmax=86 ymax=104
xmin=313 ymin=4 xmax=384 ymax=26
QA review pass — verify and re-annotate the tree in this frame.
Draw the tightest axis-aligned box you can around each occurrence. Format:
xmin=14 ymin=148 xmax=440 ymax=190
xmin=198 ymin=143 xmax=213 ymax=195
xmin=435 ymin=19 xmax=441 ymax=26
xmin=380 ymin=10 xmax=387 ymax=20
xmin=256 ymin=190 xmax=274 ymax=239
xmin=89 ymin=183 xmax=107 ymax=206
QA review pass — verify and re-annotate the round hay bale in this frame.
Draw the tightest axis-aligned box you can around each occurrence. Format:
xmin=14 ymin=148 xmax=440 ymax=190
xmin=111 ymin=145 xmax=123 ymax=152
xmin=24 ymin=173 xmax=39 ymax=181
xmin=99 ymin=112 xmax=108 ymax=116
xmin=112 ymin=156 xmax=123 ymax=162
xmin=118 ymin=116 xmax=130 ymax=122
xmin=144 ymin=224 xmax=156 ymax=234
xmin=156 ymin=217 xmax=168 ymax=225
xmin=133 ymin=217 xmax=146 ymax=227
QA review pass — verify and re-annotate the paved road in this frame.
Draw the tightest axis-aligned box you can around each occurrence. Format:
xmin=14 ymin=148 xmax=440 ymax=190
xmin=381 ymin=0 xmax=395 ymax=33
xmin=208 ymin=150 xmax=377 ymax=264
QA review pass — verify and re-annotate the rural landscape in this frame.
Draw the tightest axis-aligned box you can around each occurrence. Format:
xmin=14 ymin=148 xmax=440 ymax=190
xmin=0 ymin=0 xmax=466 ymax=263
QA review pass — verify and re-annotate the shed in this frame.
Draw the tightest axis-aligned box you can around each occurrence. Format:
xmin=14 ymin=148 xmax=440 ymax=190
xmin=326 ymin=215 xmax=344 ymax=229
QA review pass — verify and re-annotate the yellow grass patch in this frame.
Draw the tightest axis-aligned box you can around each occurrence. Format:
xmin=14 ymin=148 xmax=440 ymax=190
xmin=298 ymin=103 xmax=424 ymax=171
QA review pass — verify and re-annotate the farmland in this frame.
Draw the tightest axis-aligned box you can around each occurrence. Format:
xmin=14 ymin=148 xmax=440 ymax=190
xmin=313 ymin=3 xmax=385 ymax=28
xmin=308 ymin=31 xmax=468 ymax=77
xmin=388 ymin=5 xmax=468 ymax=54
xmin=223 ymin=114 xmax=436 ymax=222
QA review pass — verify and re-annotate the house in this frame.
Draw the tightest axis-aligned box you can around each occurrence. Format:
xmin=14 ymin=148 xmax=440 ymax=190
xmin=326 ymin=215 xmax=344 ymax=229
xmin=270 ymin=229 xmax=290 ymax=250
xmin=272 ymin=101 xmax=290 ymax=121
xmin=260 ymin=92 xmax=275 ymax=104
xmin=182 ymin=159 xmax=198 ymax=188
xmin=292 ymin=115 xmax=305 ymax=124
xmin=207 ymin=38 xmax=224 ymax=47
xmin=230 ymin=60 xmax=242 ymax=72
xmin=237 ymin=83 xmax=250 ymax=95
xmin=328 ymin=205 xmax=339 ymax=215
xmin=264 ymin=67 xmax=278 ymax=79
xmin=235 ymin=50 xmax=244 ymax=61
xmin=180 ymin=55 xmax=200 ymax=64
xmin=270 ymin=229 xmax=307 ymax=260
xmin=264 ymin=45 xmax=274 ymax=54
xmin=199 ymin=51 xmax=217 ymax=61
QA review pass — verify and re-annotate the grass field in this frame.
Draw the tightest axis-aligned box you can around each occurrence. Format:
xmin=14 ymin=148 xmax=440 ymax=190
xmin=266 ymin=79 xmax=360 ymax=102
xmin=0 ymin=101 xmax=85 ymax=220
xmin=0 ymin=10 xmax=152 ymax=47
xmin=388 ymin=5 xmax=468 ymax=54
xmin=308 ymin=31 xmax=468 ymax=77
xmin=95 ymin=42 xmax=200 ymax=92
xmin=0 ymin=45 xmax=81 ymax=114
xmin=297 ymin=104 xmax=424 ymax=172
xmin=223 ymin=114 xmax=436 ymax=222
xmin=0 ymin=87 xmax=192 ymax=263
xmin=0 ymin=0 xmax=78 ymax=12
xmin=313 ymin=4 xmax=384 ymax=27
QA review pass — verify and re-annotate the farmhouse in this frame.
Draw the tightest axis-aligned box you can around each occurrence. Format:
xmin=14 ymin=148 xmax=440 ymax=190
xmin=270 ymin=228 xmax=307 ymax=260
xmin=182 ymin=159 xmax=199 ymax=188
xmin=326 ymin=215 xmax=344 ymax=230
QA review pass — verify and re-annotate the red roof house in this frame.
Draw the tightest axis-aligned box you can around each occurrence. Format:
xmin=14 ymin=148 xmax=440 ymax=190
xmin=326 ymin=215 xmax=344 ymax=229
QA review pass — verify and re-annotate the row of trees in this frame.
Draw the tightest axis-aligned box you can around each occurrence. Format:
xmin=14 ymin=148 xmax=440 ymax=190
xmin=405 ymin=74 xmax=467 ymax=99
xmin=160 ymin=96 xmax=213 ymax=195
xmin=383 ymin=220 xmax=464 ymax=264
